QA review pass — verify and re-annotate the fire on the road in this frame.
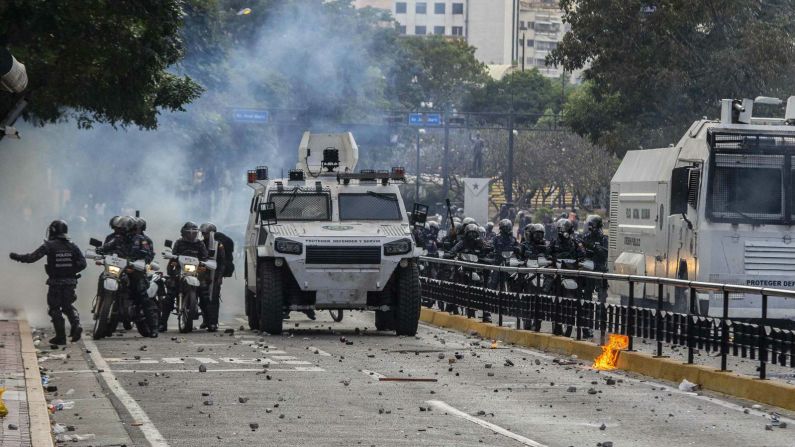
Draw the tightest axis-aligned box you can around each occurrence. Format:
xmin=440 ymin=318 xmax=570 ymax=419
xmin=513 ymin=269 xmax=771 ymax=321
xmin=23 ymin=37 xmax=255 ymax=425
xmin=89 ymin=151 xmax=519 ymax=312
xmin=593 ymin=333 xmax=629 ymax=370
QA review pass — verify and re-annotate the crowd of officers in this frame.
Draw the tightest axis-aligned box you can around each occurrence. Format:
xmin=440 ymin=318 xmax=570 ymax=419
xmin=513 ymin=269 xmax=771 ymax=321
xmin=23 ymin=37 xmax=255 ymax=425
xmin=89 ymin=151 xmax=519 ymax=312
xmin=415 ymin=212 xmax=609 ymax=322
xmin=9 ymin=217 xmax=231 ymax=346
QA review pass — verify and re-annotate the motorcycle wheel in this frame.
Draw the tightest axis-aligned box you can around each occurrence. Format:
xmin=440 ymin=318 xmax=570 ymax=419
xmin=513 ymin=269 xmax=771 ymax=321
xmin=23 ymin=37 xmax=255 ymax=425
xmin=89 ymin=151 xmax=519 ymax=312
xmin=178 ymin=290 xmax=195 ymax=333
xmin=93 ymin=292 xmax=114 ymax=340
xmin=329 ymin=309 xmax=343 ymax=322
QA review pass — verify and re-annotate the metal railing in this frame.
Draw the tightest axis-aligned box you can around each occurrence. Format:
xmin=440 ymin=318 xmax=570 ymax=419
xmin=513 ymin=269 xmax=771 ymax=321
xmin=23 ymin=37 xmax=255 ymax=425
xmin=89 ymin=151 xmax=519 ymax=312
xmin=418 ymin=256 xmax=795 ymax=379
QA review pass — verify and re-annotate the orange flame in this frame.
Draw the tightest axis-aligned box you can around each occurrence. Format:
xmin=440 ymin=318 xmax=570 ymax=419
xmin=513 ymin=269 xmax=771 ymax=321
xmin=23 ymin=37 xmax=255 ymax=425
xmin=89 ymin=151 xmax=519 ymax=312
xmin=592 ymin=334 xmax=629 ymax=370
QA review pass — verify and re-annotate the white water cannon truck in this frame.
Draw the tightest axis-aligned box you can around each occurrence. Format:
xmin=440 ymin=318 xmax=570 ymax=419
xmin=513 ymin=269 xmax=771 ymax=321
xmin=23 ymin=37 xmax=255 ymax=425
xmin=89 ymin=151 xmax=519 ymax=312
xmin=243 ymin=132 xmax=427 ymax=335
xmin=610 ymin=96 xmax=795 ymax=321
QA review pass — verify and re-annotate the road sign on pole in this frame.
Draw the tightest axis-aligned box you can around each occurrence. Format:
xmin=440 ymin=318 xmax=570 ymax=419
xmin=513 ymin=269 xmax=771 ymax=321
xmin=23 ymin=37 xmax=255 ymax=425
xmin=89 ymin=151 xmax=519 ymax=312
xmin=425 ymin=113 xmax=442 ymax=126
xmin=408 ymin=113 xmax=423 ymax=126
xmin=232 ymin=109 xmax=270 ymax=124
xmin=408 ymin=112 xmax=442 ymax=126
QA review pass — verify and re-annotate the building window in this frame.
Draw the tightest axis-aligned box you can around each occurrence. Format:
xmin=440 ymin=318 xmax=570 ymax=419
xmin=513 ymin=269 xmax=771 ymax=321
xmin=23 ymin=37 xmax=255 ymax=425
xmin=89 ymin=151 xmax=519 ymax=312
xmin=535 ymin=58 xmax=547 ymax=66
xmin=434 ymin=2 xmax=445 ymax=14
xmin=519 ymin=20 xmax=526 ymax=30
xmin=415 ymin=25 xmax=427 ymax=35
xmin=452 ymin=3 xmax=464 ymax=14
xmin=434 ymin=26 xmax=445 ymax=35
xmin=536 ymin=41 xmax=558 ymax=51
xmin=398 ymin=25 xmax=407 ymax=34
xmin=526 ymin=39 xmax=534 ymax=47
xmin=416 ymin=2 xmax=427 ymax=14
xmin=395 ymin=2 xmax=407 ymax=13
xmin=452 ymin=26 xmax=463 ymax=36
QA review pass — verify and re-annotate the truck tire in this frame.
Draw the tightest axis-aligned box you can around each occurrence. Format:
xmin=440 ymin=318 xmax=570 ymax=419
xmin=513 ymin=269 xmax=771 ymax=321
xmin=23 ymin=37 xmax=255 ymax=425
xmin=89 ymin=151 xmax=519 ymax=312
xmin=395 ymin=260 xmax=421 ymax=336
xmin=258 ymin=260 xmax=284 ymax=335
xmin=374 ymin=310 xmax=394 ymax=331
xmin=246 ymin=287 xmax=259 ymax=330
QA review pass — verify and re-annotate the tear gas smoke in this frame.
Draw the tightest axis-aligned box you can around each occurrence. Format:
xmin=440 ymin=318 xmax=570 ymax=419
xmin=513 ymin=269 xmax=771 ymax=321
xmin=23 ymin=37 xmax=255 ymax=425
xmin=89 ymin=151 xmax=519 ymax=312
xmin=0 ymin=1 xmax=389 ymax=326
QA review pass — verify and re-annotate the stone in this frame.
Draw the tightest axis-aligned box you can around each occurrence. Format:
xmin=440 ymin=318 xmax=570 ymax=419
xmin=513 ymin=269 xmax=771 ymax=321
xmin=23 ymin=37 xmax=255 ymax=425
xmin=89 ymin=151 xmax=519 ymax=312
xmin=567 ymin=386 xmax=577 ymax=393
xmin=199 ymin=364 xmax=207 ymax=373
xmin=588 ymin=388 xmax=598 ymax=395
xmin=239 ymin=397 xmax=249 ymax=404
xmin=599 ymin=423 xmax=607 ymax=431
xmin=249 ymin=423 xmax=259 ymax=430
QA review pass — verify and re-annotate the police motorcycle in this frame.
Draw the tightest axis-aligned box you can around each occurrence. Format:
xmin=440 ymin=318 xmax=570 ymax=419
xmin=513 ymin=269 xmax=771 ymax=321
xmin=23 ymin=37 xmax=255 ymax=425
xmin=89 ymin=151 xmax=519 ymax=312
xmin=162 ymin=240 xmax=217 ymax=333
xmin=86 ymin=238 xmax=161 ymax=339
xmin=553 ymin=257 xmax=595 ymax=299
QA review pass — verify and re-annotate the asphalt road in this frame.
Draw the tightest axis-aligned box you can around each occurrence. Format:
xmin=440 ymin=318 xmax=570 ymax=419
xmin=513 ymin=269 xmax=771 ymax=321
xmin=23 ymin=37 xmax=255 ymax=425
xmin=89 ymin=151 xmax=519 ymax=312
xmin=38 ymin=311 xmax=795 ymax=447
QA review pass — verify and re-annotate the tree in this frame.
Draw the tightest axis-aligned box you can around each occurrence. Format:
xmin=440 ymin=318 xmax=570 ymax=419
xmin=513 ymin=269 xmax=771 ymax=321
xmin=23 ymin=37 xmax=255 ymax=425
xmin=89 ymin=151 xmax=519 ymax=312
xmin=0 ymin=0 xmax=203 ymax=129
xmin=389 ymin=36 xmax=488 ymax=110
xmin=465 ymin=69 xmax=558 ymax=119
xmin=549 ymin=0 xmax=795 ymax=155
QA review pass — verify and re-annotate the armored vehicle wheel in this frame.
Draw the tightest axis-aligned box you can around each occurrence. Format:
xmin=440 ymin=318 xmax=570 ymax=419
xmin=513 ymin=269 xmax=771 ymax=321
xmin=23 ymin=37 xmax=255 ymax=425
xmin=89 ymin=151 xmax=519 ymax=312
xmin=258 ymin=260 xmax=284 ymax=335
xmin=374 ymin=310 xmax=393 ymax=331
xmin=329 ymin=309 xmax=343 ymax=322
xmin=246 ymin=287 xmax=259 ymax=330
xmin=395 ymin=260 xmax=421 ymax=336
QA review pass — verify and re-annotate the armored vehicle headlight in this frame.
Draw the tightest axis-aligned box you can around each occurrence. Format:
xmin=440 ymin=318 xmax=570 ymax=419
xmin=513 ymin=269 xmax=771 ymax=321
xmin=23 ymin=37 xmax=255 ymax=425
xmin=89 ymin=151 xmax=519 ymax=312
xmin=275 ymin=238 xmax=303 ymax=255
xmin=384 ymin=238 xmax=412 ymax=256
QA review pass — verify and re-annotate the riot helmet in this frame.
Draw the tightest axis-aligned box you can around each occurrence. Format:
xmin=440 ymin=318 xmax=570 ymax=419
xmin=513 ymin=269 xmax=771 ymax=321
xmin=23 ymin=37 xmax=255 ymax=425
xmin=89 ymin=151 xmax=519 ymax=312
xmin=526 ymin=223 xmax=545 ymax=243
xmin=485 ymin=222 xmax=494 ymax=234
xmin=47 ymin=220 xmax=68 ymax=240
xmin=585 ymin=214 xmax=603 ymax=232
xmin=109 ymin=215 xmax=121 ymax=230
xmin=462 ymin=217 xmax=476 ymax=227
xmin=199 ymin=222 xmax=217 ymax=237
xmin=116 ymin=216 xmax=136 ymax=234
xmin=478 ymin=226 xmax=486 ymax=238
xmin=498 ymin=219 xmax=513 ymax=236
xmin=181 ymin=221 xmax=199 ymax=242
xmin=464 ymin=223 xmax=480 ymax=241
xmin=556 ymin=218 xmax=574 ymax=239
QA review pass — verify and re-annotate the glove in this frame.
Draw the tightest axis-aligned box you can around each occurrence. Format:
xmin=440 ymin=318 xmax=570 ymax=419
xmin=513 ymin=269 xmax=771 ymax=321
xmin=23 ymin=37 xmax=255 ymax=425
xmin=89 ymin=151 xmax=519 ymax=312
xmin=9 ymin=252 xmax=20 ymax=261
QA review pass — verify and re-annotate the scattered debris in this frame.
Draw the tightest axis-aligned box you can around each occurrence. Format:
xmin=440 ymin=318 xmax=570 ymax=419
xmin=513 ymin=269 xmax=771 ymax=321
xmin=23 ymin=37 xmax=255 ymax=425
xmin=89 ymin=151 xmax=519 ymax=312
xmin=239 ymin=397 xmax=249 ymax=404
xmin=599 ymin=423 xmax=607 ymax=431
xmin=587 ymin=388 xmax=598 ymax=395
xmin=678 ymin=379 xmax=698 ymax=392
xmin=566 ymin=386 xmax=577 ymax=393
xmin=199 ymin=364 xmax=207 ymax=373
xmin=249 ymin=423 xmax=259 ymax=430
xmin=504 ymin=359 xmax=514 ymax=367
xmin=7 ymin=423 xmax=18 ymax=430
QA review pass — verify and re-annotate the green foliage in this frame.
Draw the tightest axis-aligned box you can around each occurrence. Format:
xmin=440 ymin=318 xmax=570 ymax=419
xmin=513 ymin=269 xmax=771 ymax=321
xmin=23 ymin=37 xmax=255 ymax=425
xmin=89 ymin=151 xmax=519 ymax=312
xmin=0 ymin=0 xmax=203 ymax=129
xmin=389 ymin=36 xmax=488 ymax=110
xmin=549 ymin=0 xmax=795 ymax=155
xmin=465 ymin=69 xmax=558 ymax=117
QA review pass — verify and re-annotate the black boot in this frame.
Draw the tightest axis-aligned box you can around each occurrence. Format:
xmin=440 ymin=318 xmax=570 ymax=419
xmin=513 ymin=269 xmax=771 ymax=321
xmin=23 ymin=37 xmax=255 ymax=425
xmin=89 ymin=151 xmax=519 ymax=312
xmin=50 ymin=321 xmax=67 ymax=346
xmin=69 ymin=326 xmax=83 ymax=342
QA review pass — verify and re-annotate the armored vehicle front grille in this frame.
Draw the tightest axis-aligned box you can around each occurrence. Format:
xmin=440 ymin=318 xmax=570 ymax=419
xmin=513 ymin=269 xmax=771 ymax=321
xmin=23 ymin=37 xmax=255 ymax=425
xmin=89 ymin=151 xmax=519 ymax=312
xmin=306 ymin=246 xmax=381 ymax=265
xmin=744 ymin=241 xmax=795 ymax=274
xmin=380 ymin=225 xmax=407 ymax=237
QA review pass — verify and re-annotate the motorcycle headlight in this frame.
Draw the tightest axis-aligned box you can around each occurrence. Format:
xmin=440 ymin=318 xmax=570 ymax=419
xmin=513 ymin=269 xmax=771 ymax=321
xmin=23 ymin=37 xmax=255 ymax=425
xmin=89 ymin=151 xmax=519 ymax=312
xmin=384 ymin=238 xmax=412 ymax=256
xmin=275 ymin=238 xmax=303 ymax=255
xmin=184 ymin=264 xmax=197 ymax=274
xmin=107 ymin=265 xmax=121 ymax=277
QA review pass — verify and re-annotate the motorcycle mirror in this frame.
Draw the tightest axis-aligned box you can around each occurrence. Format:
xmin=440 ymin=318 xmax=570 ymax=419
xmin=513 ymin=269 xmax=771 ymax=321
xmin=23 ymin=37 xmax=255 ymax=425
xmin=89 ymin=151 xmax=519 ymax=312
xmin=164 ymin=239 xmax=173 ymax=248
xmin=89 ymin=238 xmax=102 ymax=248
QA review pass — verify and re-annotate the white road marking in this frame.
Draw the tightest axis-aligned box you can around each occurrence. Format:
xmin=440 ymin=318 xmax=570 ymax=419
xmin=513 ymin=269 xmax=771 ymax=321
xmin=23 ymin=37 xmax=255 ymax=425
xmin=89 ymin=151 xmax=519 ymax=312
xmin=104 ymin=358 xmax=159 ymax=364
xmin=281 ymin=360 xmax=313 ymax=365
xmin=112 ymin=368 xmax=324 ymax=373
xmin=307 ymin=346 xmax=332 ymax=356
xmin=192 ymin=357 xmax=218 ymax=364
xmin=426 ymin=400 xmax=548 ymax=447
xmin=220 ymin=357 xmax=271 ymax=365
xmin=271 ymin=355 xmax=298 ymax=360
xmin=260 ymin=349 xmax=287 ymax=355
xmin=83 ymin=338 xmax=169 ymax=447
xmin=162 ymin=357 xmax=185 ymax=364
xmin=361 ymin=369 xmax=386 ymax=380
xmin=235 ymin=317 xmax=249 ymax=325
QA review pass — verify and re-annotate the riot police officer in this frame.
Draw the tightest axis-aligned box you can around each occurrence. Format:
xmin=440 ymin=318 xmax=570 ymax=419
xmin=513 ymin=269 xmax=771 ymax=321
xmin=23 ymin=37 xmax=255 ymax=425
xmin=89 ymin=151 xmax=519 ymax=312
xmin=484 ymin=222 xmax=495 ymax=243
xmin=487 ymin=220 xmax=519 ymax=318
xmin=549 ymin=218 xmax=584 ymax=261
xmin=445 ymin=223 xmax=493 ymax=321
xmin=581 ymin=215 xmax=608 ymax=302
xmin=159 ymin=222 xmax=209 ymax=332
xmin=199 ymin=223 xmax=226 ymax=332
xmin=9 ymin=220 xmax=87 ymax=345
xmin=517 ymin=223 xmax=548 ymax=261
xmin=104 ymin=216 xmax=122 ymax=244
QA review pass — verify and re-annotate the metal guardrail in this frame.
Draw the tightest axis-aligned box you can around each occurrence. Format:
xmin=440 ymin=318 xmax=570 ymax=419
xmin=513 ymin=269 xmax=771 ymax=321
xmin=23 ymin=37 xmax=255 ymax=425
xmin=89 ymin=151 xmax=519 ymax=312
xmin=418 ymin=256 xmax=795 ymax=379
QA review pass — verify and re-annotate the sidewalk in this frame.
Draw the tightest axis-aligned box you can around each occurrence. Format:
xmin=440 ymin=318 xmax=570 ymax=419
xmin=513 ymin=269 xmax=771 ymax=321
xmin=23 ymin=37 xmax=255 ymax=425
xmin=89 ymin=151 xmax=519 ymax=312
xmin=0 ymin=310 xmax=52 ymax=447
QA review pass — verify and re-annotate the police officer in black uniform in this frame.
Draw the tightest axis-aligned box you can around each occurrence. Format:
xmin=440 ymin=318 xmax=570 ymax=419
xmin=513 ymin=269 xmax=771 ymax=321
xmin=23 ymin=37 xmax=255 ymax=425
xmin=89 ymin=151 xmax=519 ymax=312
xmin=159 ymin=222 xmax=208 ymax=331
xmin=10 ymin=220 xmax=87 ymax=345
xmin=488 ymin=219 xmax=518 ymax=288
xmin=104 ymin=216 xmax=122 ymax=244
xmin=199 ymin=223 xmax=225 ymax=332
xmin=581 ymin=215 xmax=608 ymax=302
xmin=517 ymin=223 xmax=548 ymax=261
xmin=129 ymin=217 xmax=158 ymax=337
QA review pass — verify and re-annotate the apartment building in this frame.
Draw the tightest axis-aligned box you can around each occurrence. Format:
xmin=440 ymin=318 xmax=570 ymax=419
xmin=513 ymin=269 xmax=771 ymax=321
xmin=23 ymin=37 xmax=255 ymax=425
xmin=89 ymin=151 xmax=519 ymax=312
xmin=355 ymin=0 xmax=579 ymax=81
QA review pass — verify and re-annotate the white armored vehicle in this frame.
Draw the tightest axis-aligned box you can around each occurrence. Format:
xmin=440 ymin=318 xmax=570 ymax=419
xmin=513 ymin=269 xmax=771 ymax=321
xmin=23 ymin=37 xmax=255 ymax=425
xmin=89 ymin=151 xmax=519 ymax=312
xmin=243 ymin=132 xmax=426 ymax=335
xmin=610 ymin=96 xmax=795 ymax=319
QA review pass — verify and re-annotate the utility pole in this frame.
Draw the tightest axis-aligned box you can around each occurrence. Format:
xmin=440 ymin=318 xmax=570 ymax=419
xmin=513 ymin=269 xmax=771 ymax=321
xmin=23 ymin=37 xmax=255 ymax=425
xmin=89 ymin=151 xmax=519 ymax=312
xmin=521 ymin=31 xmax=526 ymax=71
xmin=415 ymin=128 xmax=425 ymax=201
xmin=442 ymin=112 xmax=450 ymax=199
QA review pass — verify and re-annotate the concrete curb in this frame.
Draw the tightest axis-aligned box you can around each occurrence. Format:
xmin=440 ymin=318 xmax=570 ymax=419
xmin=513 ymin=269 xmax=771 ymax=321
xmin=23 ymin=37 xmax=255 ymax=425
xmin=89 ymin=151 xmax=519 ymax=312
xmin=419 ymin=307 xmax=795 ymax=411
xmin=18 ymin=320 xmax=54 ymax=447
